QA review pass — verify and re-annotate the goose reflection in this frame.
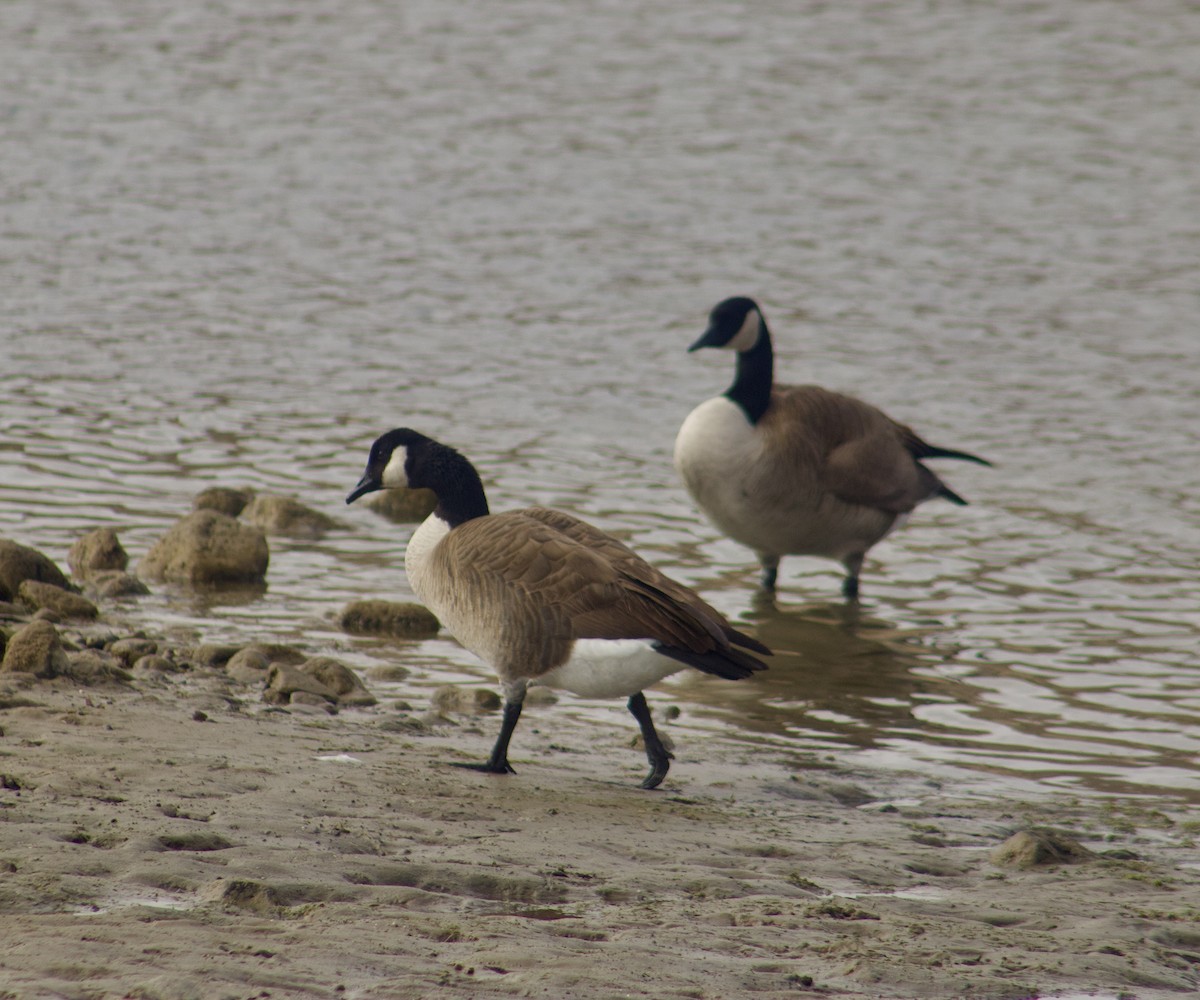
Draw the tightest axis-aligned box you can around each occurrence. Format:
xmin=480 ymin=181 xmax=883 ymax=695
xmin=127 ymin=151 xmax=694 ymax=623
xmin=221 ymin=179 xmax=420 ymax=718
xmin=669 ymin=596 xmax=962 ymax=749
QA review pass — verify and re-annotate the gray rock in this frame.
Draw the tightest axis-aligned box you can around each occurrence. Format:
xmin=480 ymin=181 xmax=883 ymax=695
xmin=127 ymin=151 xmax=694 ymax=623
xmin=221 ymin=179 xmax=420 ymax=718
xmin=366 ymin=664 xmax=412 ymax=684
xmin=431 ymin=685 xmax=503 ymax=715
xmin=0 ymin=540 xmax=69 ymax=601
xmin=225 ymin=647 xmax=271 ymax=685
xmin=66 ymin=648 xmax=133 ymax=684
xmin=227 ymin=664 xmax=269 ymax=686
xmin=88 ymin=570 xmax=150 ymax=599
xmin=191 ymin=643 xmax=240 ymax=667
xmin=300 ymin=656 xmax=376 ymax=707
xmin=199 ymin=878 xmax=282 ymax=914
xmin=339 ymin=600 xmax=439 ymax=638
xmin=225 ymin=646 xmax=271 ymax=671
xmin=288 ymin=691 xmax=338 ymax=713
xmin=133 ymin=654 xmax=182 ymax=674
xmin=1 ymin=619 xmax=70 ymax=678
xmin=17 ymin=580 xmax=99 ymax=621
xmin=109 ymin=637 xmax=159 ymax=667
xmin=266 ymin=663 xmax=339 ymax=704
xmin=365 ymin=487 xmax=437 ymax=523
xmin=241 ymin=495 xmax=339 ymax=539
xmin=140 ymin=510 xmax=269 ymax=587
xmin=193 ymin=486 xmax=255 ymax=518
xmin=990 ymin=828 xmax=1095 ymax=869
xmin=67 ymin=527 xmax=128 ymax=578
xmin=242 ymin=642 xmax=306 ymax=665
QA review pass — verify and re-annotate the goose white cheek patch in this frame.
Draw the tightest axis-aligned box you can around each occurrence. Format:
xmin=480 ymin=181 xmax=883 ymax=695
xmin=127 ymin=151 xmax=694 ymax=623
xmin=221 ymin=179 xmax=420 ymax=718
xmin=381 ymin=447 xmax=410 ymax=488
xmin=727 ymin=308 xmax=760 ymax=352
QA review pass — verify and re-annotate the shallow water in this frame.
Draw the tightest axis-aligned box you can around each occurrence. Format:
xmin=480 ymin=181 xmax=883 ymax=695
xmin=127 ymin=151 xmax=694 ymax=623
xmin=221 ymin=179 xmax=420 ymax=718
xmin=3 ymin=0 xmax=1199 ymax=803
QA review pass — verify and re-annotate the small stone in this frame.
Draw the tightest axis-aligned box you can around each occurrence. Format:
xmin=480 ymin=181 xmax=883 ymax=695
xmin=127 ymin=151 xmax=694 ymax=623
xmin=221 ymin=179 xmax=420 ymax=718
xmin=289 ymin=691 xmax=338 ymax=713
xmin=0 ymin=540 xmax=69 ymax=602
xmin=990 ymin=829 xmax=1095 ymax=869
xmin=339 ymin=600 xmax=439 ymax=638
xmin=246 ymin=643 xmax=307 ymax=666
xmin=200 ymin=878 xmax=282 ymax=914
xmin=1 ymin=619 xmax=69 ymax=678
xmin=223 ymin=647 xmax=271 ymax=685
xmin=225 ymin=647 xmax=271 ymax=673
xmin=300 ymin=656 xmax=376 ymax=707
xmin=88 ymin=571 xmax=150 ymax=599
xmin=193 ymin=486 xmax=255 ymax=518
xmin=66 ymin=648 xmax=133 ymax=684
xmin=266 ymin=663 xmax=339 ymax=704
xmin=366 ymin=664 xmax=411 ymax=684
xmin=242 ymin=495 xmax=339 ymax=539
xmin=431 ymin=685 xmax=502 ymax=715
xmin=134 ymin=654 xmax=180 ymax=674
xmin=191 ymin=643 xmax=240 ymax=668
xmin=109 ymin=637 xmax=159 ymax=667
xmin=139 ymin=510 xmax=269 ymax=588
xmin=227 ymin=663 xmax=269 ymax=686
xmin=67 ymin=528 xmax=128 ymax=579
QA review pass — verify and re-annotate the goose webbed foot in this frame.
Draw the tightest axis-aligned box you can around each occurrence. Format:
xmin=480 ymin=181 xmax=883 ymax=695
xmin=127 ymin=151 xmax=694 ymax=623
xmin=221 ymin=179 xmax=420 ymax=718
xmin=628 ymin=692 xmax=674 ymax=790
xmin=640 ymin=756 xmax=672 ymax=791
xmin=455 ymin=693 xmax=523 ymax=778
xmin=451 ymin=759 xmax=516 ymax=776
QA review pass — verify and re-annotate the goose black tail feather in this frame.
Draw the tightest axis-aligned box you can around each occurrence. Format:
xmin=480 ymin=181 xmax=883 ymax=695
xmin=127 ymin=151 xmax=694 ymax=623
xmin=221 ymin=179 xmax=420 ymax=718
xmin=912 ymin=443 xmax=993 ymax=467
xmin=651 ymin=642 xmax=768 ymax=681
xmin=726 ymin=628 xmax=772 ymax=656
xmin=938 ymin=484 xmax=969 ymax=506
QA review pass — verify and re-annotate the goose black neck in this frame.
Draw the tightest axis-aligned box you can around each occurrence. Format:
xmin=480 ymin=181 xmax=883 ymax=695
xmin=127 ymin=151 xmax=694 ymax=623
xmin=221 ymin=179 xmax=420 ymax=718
xmin=725 ymin=317 xmax=774 ymax=424
xmin=428 ymin=448 xmax=491 ymax=528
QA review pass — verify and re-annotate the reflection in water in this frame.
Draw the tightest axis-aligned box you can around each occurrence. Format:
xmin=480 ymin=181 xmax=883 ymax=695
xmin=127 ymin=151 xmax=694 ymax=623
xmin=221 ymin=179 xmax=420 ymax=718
xmin=672 ymin=590 xmax=1200 ymax=802
xmin=3 ymin=0 xmax=1200 ymax=804
xmin=680 ymin=598 xmax=943 ymax=746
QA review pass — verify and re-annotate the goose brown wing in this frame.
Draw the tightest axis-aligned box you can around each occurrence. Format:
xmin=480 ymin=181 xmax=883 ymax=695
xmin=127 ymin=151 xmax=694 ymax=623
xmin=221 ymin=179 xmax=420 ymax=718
xmin=434 ymin=512 xmax=768 ymax=667
xmin=765 ymin=386 xmax=941 ymax=514
xmin=519 ymin=506 xmax=770 ymax=656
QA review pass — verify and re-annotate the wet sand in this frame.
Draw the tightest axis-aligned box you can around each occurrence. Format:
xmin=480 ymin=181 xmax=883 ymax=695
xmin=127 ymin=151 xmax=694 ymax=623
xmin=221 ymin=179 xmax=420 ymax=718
xmin=1 ymin=616 xmax=1197 ymax=1000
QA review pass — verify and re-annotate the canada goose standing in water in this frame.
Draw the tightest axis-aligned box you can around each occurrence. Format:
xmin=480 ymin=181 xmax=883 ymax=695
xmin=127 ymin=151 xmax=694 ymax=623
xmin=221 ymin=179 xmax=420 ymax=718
xmin=347 ymin=428 xmax=769 ymax=789
xmin=674 ymin=297 xmax=991 ymax=598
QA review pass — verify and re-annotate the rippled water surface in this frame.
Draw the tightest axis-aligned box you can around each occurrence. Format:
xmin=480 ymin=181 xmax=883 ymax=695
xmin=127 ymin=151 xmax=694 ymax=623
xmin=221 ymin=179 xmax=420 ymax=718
xmin=4 ymin=0 xmax=1199 ymax=802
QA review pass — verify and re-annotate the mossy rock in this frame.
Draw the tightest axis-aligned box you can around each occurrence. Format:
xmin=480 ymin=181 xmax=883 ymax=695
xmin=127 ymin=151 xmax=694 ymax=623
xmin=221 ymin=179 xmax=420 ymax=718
xmin=339 ymin=600 xmax=439 ymax=638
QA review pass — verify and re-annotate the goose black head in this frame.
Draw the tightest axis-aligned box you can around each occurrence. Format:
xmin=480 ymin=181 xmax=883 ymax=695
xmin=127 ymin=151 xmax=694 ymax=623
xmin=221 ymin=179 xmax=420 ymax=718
xmin=689 ymin=296 xmax=764 ymax=353
xmin=346 ymin=428 xmax=436 ymax=504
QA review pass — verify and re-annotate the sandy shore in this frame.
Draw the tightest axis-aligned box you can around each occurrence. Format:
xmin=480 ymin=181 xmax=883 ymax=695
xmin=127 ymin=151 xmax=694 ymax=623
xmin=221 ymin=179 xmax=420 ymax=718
xmin=1 ymin=612 xmax=1198 ymax=1000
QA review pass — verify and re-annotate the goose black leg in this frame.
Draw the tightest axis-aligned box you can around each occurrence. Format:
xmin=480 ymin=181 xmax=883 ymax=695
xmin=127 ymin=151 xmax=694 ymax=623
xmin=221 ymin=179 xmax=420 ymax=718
xmin=453 ymin=692 xmax=523 ymax=775
xmin=627 ymin=692 xmax=673 ymax=790
xmin=759 ymin=554 xmax=780 ymax=592
xmin=841 ymin=553 xmax=864 ymax=600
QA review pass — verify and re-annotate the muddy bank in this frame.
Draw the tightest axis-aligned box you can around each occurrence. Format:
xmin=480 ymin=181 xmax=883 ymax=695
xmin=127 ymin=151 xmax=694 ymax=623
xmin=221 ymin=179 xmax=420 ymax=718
xmin=1 ymin=602 xmax=1197 ymax=999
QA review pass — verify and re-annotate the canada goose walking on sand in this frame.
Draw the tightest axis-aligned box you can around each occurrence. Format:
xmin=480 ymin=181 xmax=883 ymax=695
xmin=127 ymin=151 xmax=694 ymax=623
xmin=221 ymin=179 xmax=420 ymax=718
xmin=674 ymin=296 xmax=992 ymax=599
xmin=346 ymin=428 xmax=770 ymax=789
